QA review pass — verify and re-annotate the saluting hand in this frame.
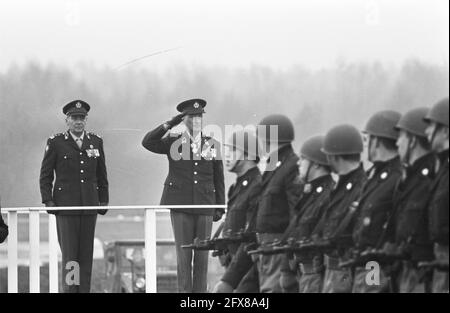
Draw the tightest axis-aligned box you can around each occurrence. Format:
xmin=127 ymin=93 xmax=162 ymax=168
xmin=166 ymin=113 xmax=186 ymax=129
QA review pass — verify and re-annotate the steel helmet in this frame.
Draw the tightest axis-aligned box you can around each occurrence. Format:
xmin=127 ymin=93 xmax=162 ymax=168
xmin=322 ymin=124 xmax=363 ymax=155
xmin=424 ymin=97 xmax=449 ymax=127
xmin=223 ymin=129 xmax=261 ymax=160
xmin=300 ymin=135 xmax=328 ymax=166
xmin=363 ymin=110 xmax=402 ymax=140
xmin=395 ymin=107 xmax=429 ymax=138
xmin=258 ymin=114 xmax=295 ymax=143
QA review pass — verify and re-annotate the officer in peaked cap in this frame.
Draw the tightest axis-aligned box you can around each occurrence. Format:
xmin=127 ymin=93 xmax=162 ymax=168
xmin=142 ymin=98 xmax=225 ymax=293
xmin=39 ymin=100 xmax=109 ymax=293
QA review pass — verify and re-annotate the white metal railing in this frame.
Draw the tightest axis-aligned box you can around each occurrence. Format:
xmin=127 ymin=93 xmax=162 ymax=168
xmin=1 ymin=205 xmax=226 ymax=293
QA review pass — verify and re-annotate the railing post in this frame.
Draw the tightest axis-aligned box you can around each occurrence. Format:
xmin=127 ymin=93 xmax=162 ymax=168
xmin=48 ymin=214 xmax=59 ymax=293
xmin=7 ymin=211 xmax=18 ymax=293
xmin=145 ymin=208 xmax=157 ymax=293
xmin=29 ymin=210 xmax=40 ymax=293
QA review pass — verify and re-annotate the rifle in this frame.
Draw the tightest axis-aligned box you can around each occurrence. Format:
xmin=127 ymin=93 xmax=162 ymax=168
xmin=418 ymin=260 xmax=449 ymax=272
xmin=339 ymin=248 xmax=410 ymax=269
xmin=181 ymin=230 xmax=257 ymax=252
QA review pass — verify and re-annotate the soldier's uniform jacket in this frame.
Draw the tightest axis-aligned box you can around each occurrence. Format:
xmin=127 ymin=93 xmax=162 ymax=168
xmin=142 ymin=124 xmax=225 ymax=215
xmin=352 ymin=157 xmax=402 ymax=249
xmin=387 ymin=153 xmax=435 ymax=262
xmin=289 ymin=175 xmax=334 ymax=240
xmin=255 ymin=144 xmax=302 ymax=234
xmin=39 ymin=131 xmax=109 ymax=215
xmin=223 ymin=167 xmax=262 ymax=236
xmin=312 ymin=165 xmax=367 ymax=255
xmin=428 ymin=150 xmax=449 ymax=246
xmin=0 ymin=206 xmax=8 ymax=243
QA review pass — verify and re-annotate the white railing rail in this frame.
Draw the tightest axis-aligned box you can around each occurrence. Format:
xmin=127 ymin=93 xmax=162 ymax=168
xmin=1 ymin=205 xmax=226 ymax=293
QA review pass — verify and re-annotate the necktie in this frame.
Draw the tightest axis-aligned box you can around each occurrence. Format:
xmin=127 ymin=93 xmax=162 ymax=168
xmin=76 ymin=138 xmax=83 ymax=149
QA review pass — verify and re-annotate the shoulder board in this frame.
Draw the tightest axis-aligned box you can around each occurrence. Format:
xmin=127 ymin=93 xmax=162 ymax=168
xmin=49 ymin=133 xmax=64 ymax=140
xmin=170 ymin=132 xmax=182 ymax=138
xmin=88 ymin=132 xmax=102 ymax=139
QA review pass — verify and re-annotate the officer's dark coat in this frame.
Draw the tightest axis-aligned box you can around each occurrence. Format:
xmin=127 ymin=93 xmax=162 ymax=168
xmin=39 ymin=131 xmax=109 ymax=215
xmin=255 ymin=144 xmax=302 ymax=234
xmin=312 ymin=165 xmax=367 ymax=253
xmin=387 ymin=153 xmax=435 ymax=262
xmin=428 ymin=150 xmax=449 ymax=246
xmin=0 ymin=206 xmax=8 ymax=243
xmin=352 ymin=157 xmax=402 ymax=249
xmin=142 ymin=124 xmax=225 ymax=215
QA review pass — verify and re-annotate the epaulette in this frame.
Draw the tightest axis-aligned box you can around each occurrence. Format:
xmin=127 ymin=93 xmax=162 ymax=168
xmin=49 ymin=133 xmax=64 ymax=140
xmin=88 ymin=132 xmax=102 ymax=139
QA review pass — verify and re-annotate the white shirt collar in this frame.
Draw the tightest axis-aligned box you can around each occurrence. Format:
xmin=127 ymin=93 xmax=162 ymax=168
xmin=70 ymin=131 xmax=85 ymax=141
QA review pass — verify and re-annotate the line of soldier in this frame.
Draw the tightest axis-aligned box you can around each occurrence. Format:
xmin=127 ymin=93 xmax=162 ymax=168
xmin=2 ymin=96 xmax=445 ymax=293
xmin=184 ymin=97 xmax=449 ymax=293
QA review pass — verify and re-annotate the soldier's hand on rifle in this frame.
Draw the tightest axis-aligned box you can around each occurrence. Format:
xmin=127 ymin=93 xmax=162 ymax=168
xmin=213 ymin=208 xmax=224 ymax=222
xmin=212 ymin=281 xmax=234 ymax=293
xmin=165 ymin=113 xmax=186 ymax=129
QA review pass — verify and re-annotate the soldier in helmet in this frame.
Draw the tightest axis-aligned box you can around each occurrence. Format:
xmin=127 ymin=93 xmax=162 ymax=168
xmin=39 ymin=100 xmax=109 ymax=293
xmin=350 ymin=110 xmax=403 ymax=293
xmin=312 ymin=124 xmax=367 ymax=293
xmin=142 ymin=99 xmax=225 ymax=293
xmin=282 ymin=135 xmax=334 ymax=293
xmin=383 ymin=107 xmax=435 ymax=293
xmin=424 ymin=97 xmax=449 ymax=293
xmin=251 ymin=114 xmax=302 ymax=293
xmin=213 ymin=129 xmax=262 ymax=293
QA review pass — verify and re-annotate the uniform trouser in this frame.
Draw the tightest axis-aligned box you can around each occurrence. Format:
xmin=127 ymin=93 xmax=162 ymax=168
xmin=170 ymin=211 xmax=213 ymax=293
xmin=298 ymin=262 xmax=324 ymax=293
xmin=256 ymin=233 xmax=286 ymax=293
xmin=235 ymin=264 xmax=260 ymax=293
xmin=399 ymin=261 xmax=432 ymax=293
xmin=351 ymin=267 xmax=392 ymax=293
xmin=322 ymin=255 xmax=353 ymax=293
xmin=432 ymin=243 xmax=449 ymax=293
xmin=56 ymin=214 xmax=97 ymax=293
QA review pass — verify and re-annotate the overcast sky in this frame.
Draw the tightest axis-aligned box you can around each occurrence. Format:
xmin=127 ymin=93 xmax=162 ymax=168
xmin=0 ymin=0 xmax=448 ymax=71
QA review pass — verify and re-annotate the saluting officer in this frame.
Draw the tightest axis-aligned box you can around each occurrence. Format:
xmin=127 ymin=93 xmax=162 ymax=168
xmin=39 ymin=100 xmax=109 ymax=293
xmin=213 ymin=129 xmax=262 ymax=293
xmin=312 ymin=124 xmax=367 ymax=293
xmin=424 ymin=97 xmax=449 ymax=293
xmin=351 ymin=110 xmax=403 ymax=293
xmin=289 ymin=135 xmax=334 ymax=293
xmin=142 ymin=99 xmax=225 ymax=293
xmin=254 ymin=114 xmax=302 ymax=293
xmin=384 ymin=107 xmax=435 ymax=293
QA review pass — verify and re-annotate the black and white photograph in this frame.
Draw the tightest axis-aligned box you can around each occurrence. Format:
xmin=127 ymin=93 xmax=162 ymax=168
xmin=0 ymin=0 xmax=448 ymax=303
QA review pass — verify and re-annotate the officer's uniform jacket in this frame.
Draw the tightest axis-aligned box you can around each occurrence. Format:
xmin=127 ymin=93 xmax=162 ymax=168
xmin=387 ymin=153 xmax=435 ymax=262
xmin=352 ymin=157 xmax=402 ymax=250
xmin=255 ymin=144 xmax=302 ymax=234
xmin=39 ymin=131 xmax=109 ymax=215
xmin=142 ymin=124 xmax=225 ymax=215
xmin=312 ymin=165 xmax=367 ymax=254
xmin=428 ymin=150 xmax=449 ymax=246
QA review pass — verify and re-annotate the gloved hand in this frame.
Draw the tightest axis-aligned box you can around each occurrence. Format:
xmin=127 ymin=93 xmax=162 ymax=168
xmin=213 ymin=208 xmax=224 ymax=222
xmin=45 ymin=201 xmax=59 ymax=215
xmin=212 ymin=280 xmax=234 ymax=293
xmin=166 ymin=113 xmax=186 ymax=129
xmin=98 ymin=203 xmax=108 ymax=215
